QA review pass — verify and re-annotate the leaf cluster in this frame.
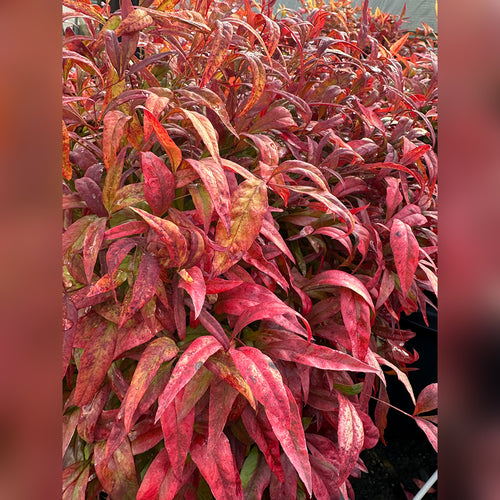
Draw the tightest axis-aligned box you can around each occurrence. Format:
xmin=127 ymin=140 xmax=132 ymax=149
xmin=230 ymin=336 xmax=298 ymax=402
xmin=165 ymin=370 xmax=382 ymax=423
xmin=63 ymin=0 xmax=437 ymax=498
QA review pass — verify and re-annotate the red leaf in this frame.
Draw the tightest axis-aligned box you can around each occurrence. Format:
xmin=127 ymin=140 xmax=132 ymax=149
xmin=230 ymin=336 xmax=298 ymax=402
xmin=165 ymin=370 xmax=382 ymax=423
xmin=242 ymin=242 xmax=289 ymax=291
xmin=197 ymin=308 xmax=230 ymax=350
xmin=266 ymin=386 xmax=313 ymax=496
xmin=118 ymin=252 xmax=160 ymax=328
xmin=205 ymin=350 xmax=256 ymax=409
xmin=170 ymin=107 xmax=222 ymax=164
xmin=390 ymin=219 xmax=419 ymax=297
xmin=260 ymin=216 xmax=295 ymax=262
xmin=212 ymin=177 xmax=268 ymax=276
xmin=375 ymin=268 xmax=395 ymax=309
xmin=115 ymin=8 xmax=153 ymax=37
xmin=102 ymin=110 xmax=131 ymax=171
xmin=142 ymin=108 xmax=182 ymax=170
xmin=336 ymin=392 xmax=364 ymax=487
xmin=400 ymin=144 xmax=431 ymax=166
xmin=94 ymin=438 xmax=139 ymax=500
xmin=178 ymin=266 xmax=206 ymax=319
xmin=414 ymin=383 xmax=438 ymax=416
xmin=190 ymin=432 xmax=244 ymax=500
xmin=74 ymin=322 xmax=117 ymax=407
xmin=82 ymin=217 xmax=107 ymax=284
xmin=122 ymin=337 xmax=178 ymax=432
xmin=340 ymin=288 xmax=371 ymax=360
xmin=131 ymin=207 xmax=188 ymax=267
xmin=77 ymin=384 xmax=111 ymax=443
xmin=304 ymin=269 xmax=375 ymax=312
xmin=241 ymin=406 xmax=284 ymax=482
xmin=106 ymin=238 xmax=138 ymax=279
xmin=103 ymin=220 xmax=148 ymax=241
xmin=160 ymin=394 xmax=195 ymax=480
xmin=249 ymin=106 xmax=297 ymax=133
xmin=62 ymin=295 xmax=78 ymax=378
xmin=201 ymin=20 xmax=233 ymax=87
xmin=155 ymin=336 xmax=223 ymax=421
xmin=185 ymin=158 xmax=231 ymax=235
xmin=230 ymin=346 xmax=290 ymax=428
xmin=414 ymin=417 xmax=438 ymax=452
xmin=188 ymin=183 xmax=213 ymax=233
xmin=136 ymin=448 xmax=170 ymax=500
xmin=140 ymin=151 xmax=175 ymax=215
xmin=269 ymin=452 xmax=297 ymax=499
xmin=238 ymin=53 xmax=266 ymax=117
xmin=375 ymin=354 xmax=416 ymax=405
xmin=208 ymin=381 xmax=239 ymax=450
xmin=262 ymin=336 xmax=379 ymax=374
xmin=62 ymin=460 xmax=90 ymax=500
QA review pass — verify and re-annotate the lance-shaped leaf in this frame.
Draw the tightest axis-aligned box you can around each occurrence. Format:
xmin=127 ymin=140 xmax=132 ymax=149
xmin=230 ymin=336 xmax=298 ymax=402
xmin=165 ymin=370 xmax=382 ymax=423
xmin=191 ymin=432 xmax=244 ymax=500
xmin=241 ymin=405 xmax=284 ymax=482
xmin=160 ymin=393 xmax=195 ymax=480
xmin=74 ymin=322 xmax=117 ymax=407
xmin=115 ymin=8 xmax=153 ymax=37
xmin=261 ymin=336 xmax=379 ymax=374
xmin=197 ymin=308 xmax=230 ymax=350
xmin=414 ymin=417 xmax=438 ymax=452
xmin=94 ymin=438 xmax=139 ymax=500
xmin=269 ymin=452 xmax=297 ymax=500
xmin=205 ymin=350 xmax=256 ymax=409
xmin=201 ymin=20 xmax=233 ymax=87
xmin=207 ymin=381 xmax=239 ymax=451
xmin=82 ymin=217 xmax=107 ymax=284
xmin=390 ymin=219 xmax=419 ymax=297
xmin=232 ymin=302 xmax=311 ymax=342
xmin=212 ymin=177 xmax=268 ymax=276
xmin=242 ymin=449 xmax=272 ymax=499
xmin=266 ymin=386 xmax=313 ymax=496
xmin=304 ymin=270 xmax=375 ymax=312
xmin=188 ymin=183 xmax=213 ymax=233
xmin=176 ymin=87 xmax=238 ymax=137
xmin=122 ymin=337 xmax=178 ymax=432
xmin=102 ymin=146 xmax=127 ymax=211
xmin=131 ymin=207 xmax=187 ymax=267
xmin=260 ymin=216 xmax=295 ymax=262
xmin=185 ymin=158 xmax=231 ymax=235
xmin=106 ymin=238 xmax=138 ymax=278
xmin=336 ymin=392 xmax=364 ymax=487
xmin=102 ymin=110 xmax=131 ymax=171
xmin=269 ymin=160 xmax=329 ymax=191
xmin=178 ymin=266 xmax=205 ymax=319
xmin=141 ymin=108 xmax=182 ymax=170
xmin=169 ymin=107 xmax=221 ymax=164
xmin=103 ymin=220 xmax=148 ymax=241
xmin=375 ymin=354 xmax=416 ymax=405
xmin=340 ymin=287 xmax=371 ymax=360
xmin=62 ymin=120 xmax=72 ymax=180
xmin=118 ymin=252 xmax=160 ymax=328
xmin=136 ymin=448 xmax=170 ymax=500
xmin=238 ymin=52 xmax=267 ymax=117
xmin=414 ymin=383 xmax=438 ymax=416
xmin=141 ymin=151 xmax=175 ymax=215
xmin=230 ymin=346 xmax=290 ymax=429
xmin=62 ymin=460 xmax=90 ymax=500
xmin=155 ymin=336 xmax=223 ymax=421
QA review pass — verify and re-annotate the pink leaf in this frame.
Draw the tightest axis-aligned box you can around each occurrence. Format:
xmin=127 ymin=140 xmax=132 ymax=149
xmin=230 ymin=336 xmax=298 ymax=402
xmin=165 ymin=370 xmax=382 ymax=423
xmin=178 ymin=266 xmax=206 ymax=319
xmin=230 ymin=346 xmax=290 ymax=429
xmin=390 ymin=219 xmax=420 ymax=297
xmin=122 ymin=337 xmax=178 ymax=432
xmin=414 ymin=417 xmax=438 ymax=452
xmin=155 ymin=336 xmax=223 ymax=421
xmin=190 ymin=432 xmax=244 ymax=500
xmin=118 ymin=252 xmax=160 ymax=328
xmin=102 ymin=110 xmax=131 ymax=171
xmin=414 ymin=383 xmax=438 ymax=415
xmin=340 ymin=287 xmax=371 ymax=360
xmin=74 ymin=323 xmax=117 ymax=407
xmin=336 ymin=392 xmax=365 ymax=487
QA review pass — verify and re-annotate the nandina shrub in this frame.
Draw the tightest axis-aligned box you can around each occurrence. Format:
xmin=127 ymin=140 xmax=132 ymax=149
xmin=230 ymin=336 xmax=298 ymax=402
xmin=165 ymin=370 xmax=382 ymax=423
xmin=62 ymin=0 xmax=437 ymax=498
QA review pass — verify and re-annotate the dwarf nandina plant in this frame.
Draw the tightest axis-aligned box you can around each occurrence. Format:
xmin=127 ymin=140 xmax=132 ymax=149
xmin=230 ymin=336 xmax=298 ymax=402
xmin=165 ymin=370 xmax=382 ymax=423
xmin=62 ymin=0 xmax=437 ymax=498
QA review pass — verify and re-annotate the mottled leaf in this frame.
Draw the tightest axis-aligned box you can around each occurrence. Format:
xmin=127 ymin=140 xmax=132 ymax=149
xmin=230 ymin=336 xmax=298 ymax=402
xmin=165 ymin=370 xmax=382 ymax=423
xmin=201 ymin=21 xmax=233 ymax=87
xmin=390 ymin=218 xmax=419 ymax=297
xmin=212 ymin=178 xmax=268 ymax=276
xmin=141 ymin=151 xmax=175 ymax=215
xmin=82 ymin=217 xmax=107 ymax=284
xmin=123 ymin=337 xmax=178 ymax=432
xmin=155 ymin=336 xmax=223 ymax=421
xmin=414 ymin=383 xmax=438 ymax=416
xmin=74 ymin=322 xmax=117 ymax=407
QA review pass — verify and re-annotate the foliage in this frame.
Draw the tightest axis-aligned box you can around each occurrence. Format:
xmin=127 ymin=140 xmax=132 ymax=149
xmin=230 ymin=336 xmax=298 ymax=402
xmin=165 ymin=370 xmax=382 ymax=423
xmin=62 ymin=0 xmax=437 ymax=498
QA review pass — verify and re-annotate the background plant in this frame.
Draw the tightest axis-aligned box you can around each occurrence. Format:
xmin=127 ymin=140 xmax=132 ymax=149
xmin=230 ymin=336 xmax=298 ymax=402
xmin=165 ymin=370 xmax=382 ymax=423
xmin=62 ymin=0 xmax=437 ymax=498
